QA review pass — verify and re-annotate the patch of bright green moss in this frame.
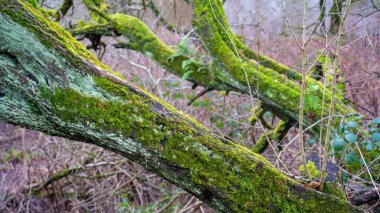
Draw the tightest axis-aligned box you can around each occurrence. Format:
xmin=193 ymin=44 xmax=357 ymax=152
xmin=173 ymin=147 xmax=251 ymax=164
xmin=27 ymin=0 xmax=37 ymax=7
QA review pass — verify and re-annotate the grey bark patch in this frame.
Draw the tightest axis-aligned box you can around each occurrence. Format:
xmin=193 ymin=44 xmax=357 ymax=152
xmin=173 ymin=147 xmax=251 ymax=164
xmin=151 ymin=101 xmax=169 ymax=117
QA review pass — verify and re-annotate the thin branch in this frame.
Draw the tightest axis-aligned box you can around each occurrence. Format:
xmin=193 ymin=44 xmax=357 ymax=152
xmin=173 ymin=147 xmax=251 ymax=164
xmin=187 ymin=87 xmax=213 ymax=106
xmin=320 ymin=0 xmax=353 ymax=191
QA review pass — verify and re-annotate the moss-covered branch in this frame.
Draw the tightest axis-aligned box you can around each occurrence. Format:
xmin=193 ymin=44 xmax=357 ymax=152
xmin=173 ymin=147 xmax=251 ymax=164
xmin=46 ymin=0 xmax=73 ymax=21
xmin=0 ymin=0 xmax=363 ymax=212
xmin=192 ymin=0 xmax=360 ymax=130
xmin=72 ymin=2 xmax=300 ymax=126
xmin=252 ymin=120 xmax=292 ymax=153
xmin=72 ymin=4 xmax=239 ymax=92
xmin=76 ymin=0 xmax=359 ymax=134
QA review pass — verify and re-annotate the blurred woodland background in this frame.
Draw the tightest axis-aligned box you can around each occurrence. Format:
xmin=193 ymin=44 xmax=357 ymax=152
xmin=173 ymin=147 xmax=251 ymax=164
xmin=0 ymin=0 xmax=379 ymax=212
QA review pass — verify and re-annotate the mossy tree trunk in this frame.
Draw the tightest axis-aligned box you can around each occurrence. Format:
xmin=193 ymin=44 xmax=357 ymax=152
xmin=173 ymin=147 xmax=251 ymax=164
xmin=0 ymin=0 xmax=364 ymax=212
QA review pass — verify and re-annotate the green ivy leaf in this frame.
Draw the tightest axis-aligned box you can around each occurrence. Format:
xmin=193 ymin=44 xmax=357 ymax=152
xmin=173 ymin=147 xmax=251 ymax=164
xmin=347 ymin=121 xmax=357 ymax=128
xmin=345 ymin=152 xmax=356 ymax=164
xmin=333 ymin=138 xmax=345 ymax=151
xmin=344 ymin=133 xmax=357 ymax=143
xmin=307 ymin=137 xmax=316 ymax=145
xmin=376 ymin=142 xmax=380 ymax=149
xmin=341 ymin=171 xmax=348 ymax=184
xmin=365 ymin=142 xmax=373 ymax=151
xmin=371 ymin=132 xmax=380 ymax=142
xmin=337 ymin=124 xmax=345 ymax=134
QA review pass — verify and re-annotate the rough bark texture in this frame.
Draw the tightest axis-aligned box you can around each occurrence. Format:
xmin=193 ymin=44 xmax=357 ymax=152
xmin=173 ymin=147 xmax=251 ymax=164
xmin=0 ymin=0 xmax=365 ymax=212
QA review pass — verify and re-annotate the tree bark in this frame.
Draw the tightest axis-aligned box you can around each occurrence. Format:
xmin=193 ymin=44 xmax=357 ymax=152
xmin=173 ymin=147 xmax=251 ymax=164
xmin=0 ymin=0 xmax=363 ymax=212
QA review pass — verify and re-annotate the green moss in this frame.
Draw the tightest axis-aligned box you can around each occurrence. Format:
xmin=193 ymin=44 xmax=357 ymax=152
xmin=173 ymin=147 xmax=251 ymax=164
xmin=46 ymin=81 xmax=163 ymax=149
xmin=110 ymin=14 xmax=175 ymax=64
xmin=249 ymin=104 xmax=264 ymax=126
xmin=27 ymin=0 xmax=37 ymax=7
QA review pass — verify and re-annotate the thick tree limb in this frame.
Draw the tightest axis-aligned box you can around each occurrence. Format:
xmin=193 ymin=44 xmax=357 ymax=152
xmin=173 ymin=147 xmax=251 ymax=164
xmin=192 ymin=0 xmax=355 ymax=124
xmin=0 ymin=1 xmax=363 ymax=212
xmin=80 ymin=0 xmax=360 ymax=136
